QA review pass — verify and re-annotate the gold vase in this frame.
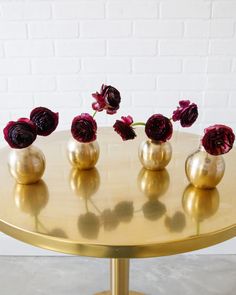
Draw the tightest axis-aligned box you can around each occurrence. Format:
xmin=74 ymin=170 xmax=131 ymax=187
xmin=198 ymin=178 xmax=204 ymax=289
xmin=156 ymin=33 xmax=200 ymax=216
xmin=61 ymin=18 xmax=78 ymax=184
xmin=138 ymin=140 xmax=172 ymax=170
xmin=67 ymin=138 xmax=100 ymax=170
xmin=8 ymin=145 xmax=46 ymax=185
xmin=185 ymin=147 xmax=225 ymax=189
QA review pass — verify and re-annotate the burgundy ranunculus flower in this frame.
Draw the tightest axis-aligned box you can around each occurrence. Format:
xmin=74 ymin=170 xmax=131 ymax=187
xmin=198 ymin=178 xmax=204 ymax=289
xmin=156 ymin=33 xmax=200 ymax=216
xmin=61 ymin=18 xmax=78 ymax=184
xmin=202 ymin=124 xmax=235 ymax=156
xmin=30 ymin=107 xmax=59 ymax=136
xmin=172 ymin=100 xmax=198 ymax=127
xmin=71 ymin=113 xmax=97 ymax=143
xmin=92 ymin=84 xmax=121 ymax=114
xmin=113 ymin=115 xmax=137 ymax=141
xmin=145 ymin=114 xmax=173 ymax=142
xmin=3 ymin=118 xmax=37 ymax=149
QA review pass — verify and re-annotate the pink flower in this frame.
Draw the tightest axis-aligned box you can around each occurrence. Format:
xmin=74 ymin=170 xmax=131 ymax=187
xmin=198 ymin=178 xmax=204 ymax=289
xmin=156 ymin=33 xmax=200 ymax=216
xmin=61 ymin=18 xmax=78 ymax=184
xmin=30 ymin=107 xmax=59 ymax=136
xmin=3 ymin=118 xmax=37 ymax=149
xmin=145 ymin=114 xmax=173 ymax=142
xmin=113 ymin=115 xmax=136 ymax=141
xmin=202 ymin=124 xmax=235 ymax=155
xmin=92 ymin=84 xmax=121 ymax=114
xmin=172 ymin=100 xmax=198 ymax=127
xmin=71 ymin=113 xmax=97 ymax=143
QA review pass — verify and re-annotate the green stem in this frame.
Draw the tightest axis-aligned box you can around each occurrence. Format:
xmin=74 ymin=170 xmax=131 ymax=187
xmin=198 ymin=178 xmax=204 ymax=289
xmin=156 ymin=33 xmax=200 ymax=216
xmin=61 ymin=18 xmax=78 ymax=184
xmin=92 ymin=111 xmax=97 ymax=118
xmin=131 ymin=122 xmax=146 ymax=127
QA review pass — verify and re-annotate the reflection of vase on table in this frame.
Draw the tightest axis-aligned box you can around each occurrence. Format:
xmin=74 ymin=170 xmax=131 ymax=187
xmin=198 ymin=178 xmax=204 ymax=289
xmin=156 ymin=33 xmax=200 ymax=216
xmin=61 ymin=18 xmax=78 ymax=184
xmin=137 ymin=168 xmax=169 ymax=221
xmin=14 ymin=180 xmax=49 ymax=232
xmin=182 ymin=184 xmax=220 ymax=235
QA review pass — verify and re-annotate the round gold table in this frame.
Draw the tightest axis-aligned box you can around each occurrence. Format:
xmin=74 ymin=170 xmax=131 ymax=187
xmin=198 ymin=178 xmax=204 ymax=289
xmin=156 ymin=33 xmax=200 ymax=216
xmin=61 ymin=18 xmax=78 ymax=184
xmin=0 ymin=128 xmax=235 ymax=295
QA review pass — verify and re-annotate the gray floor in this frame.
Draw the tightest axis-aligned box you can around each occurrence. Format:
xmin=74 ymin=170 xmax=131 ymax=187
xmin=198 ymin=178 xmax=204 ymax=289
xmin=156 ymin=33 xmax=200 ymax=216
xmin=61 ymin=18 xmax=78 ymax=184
xmin=0 ymin=255 xmax=235 ymax=295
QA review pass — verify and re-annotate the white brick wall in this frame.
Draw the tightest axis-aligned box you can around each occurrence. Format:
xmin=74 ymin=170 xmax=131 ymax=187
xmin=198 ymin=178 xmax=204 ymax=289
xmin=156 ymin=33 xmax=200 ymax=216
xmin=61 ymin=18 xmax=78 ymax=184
xmin=0 ymin=0 xmax=234 ymax=133
xmin=0 ymin=0 xmax=235 ymax=254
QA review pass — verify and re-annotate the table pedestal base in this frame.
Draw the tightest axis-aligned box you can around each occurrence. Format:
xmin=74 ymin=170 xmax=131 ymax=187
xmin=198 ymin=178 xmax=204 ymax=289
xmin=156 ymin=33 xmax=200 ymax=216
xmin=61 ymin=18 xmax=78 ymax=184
xmin=96 ymin=292 xmax=144 ymax=295
xmin=95 ymin=258 xmax=144 ymax=295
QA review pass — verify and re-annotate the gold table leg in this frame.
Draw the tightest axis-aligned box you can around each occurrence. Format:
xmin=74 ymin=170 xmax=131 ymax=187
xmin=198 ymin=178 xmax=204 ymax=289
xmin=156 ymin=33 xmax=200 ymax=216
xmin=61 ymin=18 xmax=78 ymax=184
xmin=95 ymin=258 xmax=144 ymax=295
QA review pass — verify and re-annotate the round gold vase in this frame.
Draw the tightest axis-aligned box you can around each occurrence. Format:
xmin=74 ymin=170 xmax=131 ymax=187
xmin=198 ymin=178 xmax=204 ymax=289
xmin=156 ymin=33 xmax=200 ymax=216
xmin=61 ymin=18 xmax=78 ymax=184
xmin=67 ymin=138 xmax=100 ymax=170
xmin=8 ymin=145 xmax=46 ymax=185
xmin=185 ymin=147 xmax=225 ymax=189
xmin=138 ymin=140 xmax=172 ymax=170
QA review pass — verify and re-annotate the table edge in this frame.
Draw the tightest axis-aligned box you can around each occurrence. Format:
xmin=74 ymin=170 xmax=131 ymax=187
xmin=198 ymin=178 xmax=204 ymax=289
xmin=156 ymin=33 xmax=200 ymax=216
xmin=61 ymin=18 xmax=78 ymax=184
xmin=0 ymin=219 xmax=235 ymax=258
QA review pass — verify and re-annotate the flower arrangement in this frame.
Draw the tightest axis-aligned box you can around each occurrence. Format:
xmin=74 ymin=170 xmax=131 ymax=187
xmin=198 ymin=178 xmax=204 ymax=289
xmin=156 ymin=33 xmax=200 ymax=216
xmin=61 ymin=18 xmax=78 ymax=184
xmin=3 ymin=107 xmax=58 ymax=184
xmin=4 ymin=107 xmax=59 ymax=149
xmin=185 ymin=124 xmax=235 ymax=189
xmin=68 ymin=84 xmax=122 ymax=169
xmin=113 ymin=100 xmax=198 ymax=142
xmin=70 ymin=84 xmax=121 ymax=144
xmin=113 ymin=99 xmax=198 ymax=170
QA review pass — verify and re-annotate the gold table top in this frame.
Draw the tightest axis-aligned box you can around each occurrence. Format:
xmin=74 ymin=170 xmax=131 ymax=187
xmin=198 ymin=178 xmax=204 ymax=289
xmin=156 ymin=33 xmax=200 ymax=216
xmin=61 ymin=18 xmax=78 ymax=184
xmin=0 ymin=128 xmax=235 ymax=258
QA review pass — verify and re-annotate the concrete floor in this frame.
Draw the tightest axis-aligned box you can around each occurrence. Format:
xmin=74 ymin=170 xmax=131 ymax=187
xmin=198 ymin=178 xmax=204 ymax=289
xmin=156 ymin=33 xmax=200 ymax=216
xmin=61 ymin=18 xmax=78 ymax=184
xmin=0 ymin=255 xmax=235 ymax=295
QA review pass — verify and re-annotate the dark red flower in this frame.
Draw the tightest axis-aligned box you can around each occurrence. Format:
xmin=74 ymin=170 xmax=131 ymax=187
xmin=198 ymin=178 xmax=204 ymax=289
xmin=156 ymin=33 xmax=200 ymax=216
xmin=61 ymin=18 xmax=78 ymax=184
xmin=172 ymin=100 xmax=198 ymax=127
xmin=113 ymin=115 xmax=136 ymax=141
xmin=3 ymin=118 xmax=37 ymax=149
xmin=30 ymin=107 xmax=59 ymax=136
xmin=202 ymin=124 xmax=235 ymax=155
xmin=145 ymin=114 xmax=173 ymax=142
xmin=92 ymin=84 xmax=121 ymax=114
xmin=71 ymin=113 xmax=97 ymax=143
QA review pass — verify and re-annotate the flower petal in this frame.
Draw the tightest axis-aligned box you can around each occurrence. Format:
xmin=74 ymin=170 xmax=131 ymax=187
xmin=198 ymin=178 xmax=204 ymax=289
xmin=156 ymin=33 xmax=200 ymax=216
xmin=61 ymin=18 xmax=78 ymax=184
xmin=3 ymin=118 xmax=37 ymax=149
xmin=30 ymin=107 xmax=59 ymax=136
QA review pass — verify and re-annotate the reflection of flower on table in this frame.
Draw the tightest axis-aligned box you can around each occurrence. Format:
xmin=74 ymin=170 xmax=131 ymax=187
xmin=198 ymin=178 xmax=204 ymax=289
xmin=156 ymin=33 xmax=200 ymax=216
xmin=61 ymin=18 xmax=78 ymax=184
xmin=14 ymin=180 xmax=49 ymax=232
xmin=137 ymin=168 xmax=168 ymax=221
xmin=14 ymin=180 xmax=67 ymax=238
xmin=70 ymin=168 xmax=101 ymax=239
xmin=70 ymin=167 xmax=135 ymax=239
xmin=138 ymin=168 xmax=186 ymax=232
xmin=182 ymin=184 xmax=220 ymax=235
xmin=69 ymin=166 xmax=189 ymax=240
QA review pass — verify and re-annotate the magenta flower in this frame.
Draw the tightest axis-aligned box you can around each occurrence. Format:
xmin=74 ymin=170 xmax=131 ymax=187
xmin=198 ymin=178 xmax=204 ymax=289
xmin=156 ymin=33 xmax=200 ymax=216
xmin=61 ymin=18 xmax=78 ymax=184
xmin=92 ymin=84 xmax=121 ymax=114
xmin=30 ymin=107 xmax=59 ymax=136
xmin=202 ymin=124 xmax=235 ymax=156
xmin=172 ymin=100 xmax=198 ymax=127
xmin=113 ymin=115 xmax=137 ymax=141
xmin=71 ymin=113 xmax=97 ymax=143
xmin=3 ymin=118 xmax=37 ymax=149
xmin=145 ymin=114 xmax=173 ymax=142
